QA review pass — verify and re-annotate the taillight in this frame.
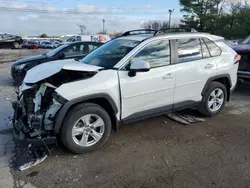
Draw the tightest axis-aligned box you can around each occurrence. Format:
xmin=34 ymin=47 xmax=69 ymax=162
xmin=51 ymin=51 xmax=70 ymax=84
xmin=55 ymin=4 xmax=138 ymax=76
xmin=234 ymin=55 xmax=241 ymax=64
xmin=237 ymin=55 xmax=241 ymax=61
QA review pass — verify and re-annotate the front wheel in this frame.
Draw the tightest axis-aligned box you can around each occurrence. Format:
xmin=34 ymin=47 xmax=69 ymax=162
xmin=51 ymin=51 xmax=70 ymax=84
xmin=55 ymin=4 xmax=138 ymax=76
xmin=60 ymin=103 xmax=112 ymax=154
xmin=198 ymin=82 xmax=227 ymax=117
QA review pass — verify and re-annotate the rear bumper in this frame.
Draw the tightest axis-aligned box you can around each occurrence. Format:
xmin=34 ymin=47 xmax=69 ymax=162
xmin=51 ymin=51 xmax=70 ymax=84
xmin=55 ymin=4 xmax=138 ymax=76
xmin=238 ymin=71 xmax=250 ymax=83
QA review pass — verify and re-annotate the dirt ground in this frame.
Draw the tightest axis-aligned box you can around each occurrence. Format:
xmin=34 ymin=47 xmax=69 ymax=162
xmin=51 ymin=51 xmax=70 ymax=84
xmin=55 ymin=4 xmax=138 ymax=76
xmin=1 ymin=50 xmax=250 ymax=188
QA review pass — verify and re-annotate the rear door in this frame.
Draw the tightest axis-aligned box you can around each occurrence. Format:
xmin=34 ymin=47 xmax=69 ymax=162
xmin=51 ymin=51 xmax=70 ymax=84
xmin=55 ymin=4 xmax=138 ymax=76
xmin=173 ymin=37 xmax=219 ymax=109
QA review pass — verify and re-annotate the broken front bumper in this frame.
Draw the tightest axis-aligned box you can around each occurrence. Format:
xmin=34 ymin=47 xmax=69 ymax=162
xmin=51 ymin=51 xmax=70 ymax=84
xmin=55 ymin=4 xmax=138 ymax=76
xmin=12 ymin=100 xmax=57 ymax=148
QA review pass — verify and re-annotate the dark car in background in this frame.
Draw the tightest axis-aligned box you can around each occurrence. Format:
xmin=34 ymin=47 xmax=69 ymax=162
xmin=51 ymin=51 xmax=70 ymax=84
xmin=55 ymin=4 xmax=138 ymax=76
xmin=232 ymin=36 xmax=250 ymax=83
xmin=11 ymin=41 xmax=102 ymax=85
xmin=21 ymin=41 xmax=40 ymax=49
xmin=0 ymin=33 xmax=23 ymax=49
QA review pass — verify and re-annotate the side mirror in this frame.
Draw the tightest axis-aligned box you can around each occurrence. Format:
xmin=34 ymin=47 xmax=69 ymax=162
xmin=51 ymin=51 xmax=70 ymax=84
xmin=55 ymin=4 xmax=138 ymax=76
xmin=59 ymin=52 xmax=65 ymax=59
xmin=128 ymin=60 xmax=150 ymax=77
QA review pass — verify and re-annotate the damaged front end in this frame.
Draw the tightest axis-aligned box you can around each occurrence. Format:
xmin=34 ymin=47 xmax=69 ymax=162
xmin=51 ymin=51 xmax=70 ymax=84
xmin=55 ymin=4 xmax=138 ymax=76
xmin=12 ymin=60 xmax=101 ymax=143
xmin=12 ymin=82 xmax=65 ymax=143
xmin=11 ymin=60 xmax=102 ymax=170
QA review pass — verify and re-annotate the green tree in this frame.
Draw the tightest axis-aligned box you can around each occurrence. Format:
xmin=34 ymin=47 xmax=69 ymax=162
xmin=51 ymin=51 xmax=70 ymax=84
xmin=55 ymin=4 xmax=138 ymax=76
xmin=180 ymin=0 xmax=225 ymax=31
xmin=39 ymin=33 xmax=48 ymax=38
xmin=180 ymin=0 xmax=250 ymax=39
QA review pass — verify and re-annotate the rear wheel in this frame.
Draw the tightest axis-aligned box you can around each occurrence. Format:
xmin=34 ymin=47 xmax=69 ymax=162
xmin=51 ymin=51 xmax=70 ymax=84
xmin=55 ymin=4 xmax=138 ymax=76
xmin=199 ymin=82 xmax=227 ymax=117
xmin=60 ymin=103 xmax=112 ymax=154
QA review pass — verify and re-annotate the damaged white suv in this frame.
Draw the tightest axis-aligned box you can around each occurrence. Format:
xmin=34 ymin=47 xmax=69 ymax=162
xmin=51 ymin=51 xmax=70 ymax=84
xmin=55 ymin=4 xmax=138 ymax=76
xmin=13 ymin=30 xmax=239 ymax=153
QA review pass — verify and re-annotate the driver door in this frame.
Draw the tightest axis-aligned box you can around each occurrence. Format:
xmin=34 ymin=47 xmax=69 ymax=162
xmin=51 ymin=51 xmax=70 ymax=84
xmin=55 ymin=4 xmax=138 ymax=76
xmin=118 ymin=40 xmax=176 ymax=122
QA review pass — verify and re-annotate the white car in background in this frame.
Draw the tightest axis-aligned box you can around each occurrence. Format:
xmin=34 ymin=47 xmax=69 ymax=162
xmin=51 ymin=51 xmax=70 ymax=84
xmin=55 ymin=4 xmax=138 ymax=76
xmin=40 ymin=41 xmax=54 ymax=49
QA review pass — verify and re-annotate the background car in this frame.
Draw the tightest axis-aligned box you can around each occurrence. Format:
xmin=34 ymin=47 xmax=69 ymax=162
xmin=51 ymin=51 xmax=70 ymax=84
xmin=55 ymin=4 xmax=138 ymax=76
xmin=232 ymin=43 xmax=250 ymax=83
xmin=21 ymin=41 xmax=40 ymax=49
xmin=40 ymin=41 xmax=54 ymax=49
xmin=52 ymin=41 xmax=61 ymax=48
xmin=11 ymin=41 xmax=103 ymax=85
xmin=0 ymin=33 xmax=23 ymax=49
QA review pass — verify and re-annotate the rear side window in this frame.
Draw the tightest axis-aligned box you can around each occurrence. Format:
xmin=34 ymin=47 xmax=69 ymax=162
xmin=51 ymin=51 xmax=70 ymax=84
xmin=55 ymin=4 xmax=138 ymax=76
xmin=203 ymin=38 xmax=222 ymax=57
xmin=200 ymin=39 xmax=210 ymax=58
xmin=177 ymin=38 xmax=202 ymax=63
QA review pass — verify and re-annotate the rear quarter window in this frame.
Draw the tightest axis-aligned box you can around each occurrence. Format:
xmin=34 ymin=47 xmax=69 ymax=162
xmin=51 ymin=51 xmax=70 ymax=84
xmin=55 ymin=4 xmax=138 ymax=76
xmin=203 ymin=38 xmax=222 ymax=57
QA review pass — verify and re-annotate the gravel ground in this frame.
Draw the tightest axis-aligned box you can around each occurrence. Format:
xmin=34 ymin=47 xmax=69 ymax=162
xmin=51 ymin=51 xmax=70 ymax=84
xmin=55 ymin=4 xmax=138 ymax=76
xmin=0 ymin=50 xmax=250 ymax=188
xmin=0 ymin=49 xmax=50 ymax=64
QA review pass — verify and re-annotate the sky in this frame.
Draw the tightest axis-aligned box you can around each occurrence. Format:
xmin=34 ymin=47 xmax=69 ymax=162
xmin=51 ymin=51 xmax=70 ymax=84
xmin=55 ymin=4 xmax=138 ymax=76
xmin=0 ymin=0 xmax=183 ymax=36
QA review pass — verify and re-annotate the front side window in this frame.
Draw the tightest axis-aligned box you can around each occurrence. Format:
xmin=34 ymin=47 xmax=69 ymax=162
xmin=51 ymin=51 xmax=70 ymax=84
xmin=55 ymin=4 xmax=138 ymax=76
xmin=62 ymin=44 xmax=85 ymax=56
xmin=203 ymin=38 xmax=222 ymax=57
xmin=130 ymin=40 xmax=171 ymax=68
xmin=82 ymin=39 xmax=139 ymax=69
xmin=88 ymin=44 xmax=100 ymax=52
xmin=177 ymin=38 xmax=202 ymax=63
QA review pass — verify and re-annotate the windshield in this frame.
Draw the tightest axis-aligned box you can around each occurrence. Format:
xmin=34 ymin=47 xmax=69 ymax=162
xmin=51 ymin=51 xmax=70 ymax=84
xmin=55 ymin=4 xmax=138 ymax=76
xmin=81 ymin=39 xmax=139 ymax=69
xmin=46 ymin=44 xmax=68 ymax=57
xmin=242 ymin=36 xmax=250 ymax=44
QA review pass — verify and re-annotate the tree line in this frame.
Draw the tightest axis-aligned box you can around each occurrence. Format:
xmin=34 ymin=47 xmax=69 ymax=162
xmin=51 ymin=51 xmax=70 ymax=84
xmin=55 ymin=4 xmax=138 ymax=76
xmin=180 ymin=0 xmax=250 ymax=39
xmin=142 ymin=1 xmax=250 ymax=40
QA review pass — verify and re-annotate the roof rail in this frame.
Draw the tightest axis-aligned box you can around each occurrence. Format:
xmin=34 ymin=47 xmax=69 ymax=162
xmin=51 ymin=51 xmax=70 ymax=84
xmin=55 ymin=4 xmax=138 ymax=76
xmin=154 ymin=28 xmax=198 ymax=35
xmin=121 ymin=29 xmax=157 ymax=36
xmin=120 ymin=28 xmax=198 ymax=37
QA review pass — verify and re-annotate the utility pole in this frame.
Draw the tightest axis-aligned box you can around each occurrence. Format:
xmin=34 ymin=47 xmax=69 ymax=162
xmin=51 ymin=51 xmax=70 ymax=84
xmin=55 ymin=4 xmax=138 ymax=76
xmin=102 ymin=19 xmax=105 ymax=33
xmin=168 ymin=9 xmax=174 ymax=28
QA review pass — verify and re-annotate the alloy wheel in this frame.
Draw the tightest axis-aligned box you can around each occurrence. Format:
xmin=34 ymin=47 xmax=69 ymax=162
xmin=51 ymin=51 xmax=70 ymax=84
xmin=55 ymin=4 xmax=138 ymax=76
xmin=72 ymin=114 xmax=105 ymax=147
xmin=207 ymin=88 xmax=225 ymax=112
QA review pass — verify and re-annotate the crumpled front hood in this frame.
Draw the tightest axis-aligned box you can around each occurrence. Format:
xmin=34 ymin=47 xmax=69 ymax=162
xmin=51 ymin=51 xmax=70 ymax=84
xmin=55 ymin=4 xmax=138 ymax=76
xmin=23 ymin=59 xmax=103 ymax=84
xmin=13 ymin=54 xmax=47 ymax=65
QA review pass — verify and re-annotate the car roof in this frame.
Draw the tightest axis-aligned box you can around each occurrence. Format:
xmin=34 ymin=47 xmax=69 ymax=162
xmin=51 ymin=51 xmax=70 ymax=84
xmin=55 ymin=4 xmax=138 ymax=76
xmin=68 ymin=41 xmax=103 ymax=45
xmin=117 ymin=32 xmax=223 ymax=42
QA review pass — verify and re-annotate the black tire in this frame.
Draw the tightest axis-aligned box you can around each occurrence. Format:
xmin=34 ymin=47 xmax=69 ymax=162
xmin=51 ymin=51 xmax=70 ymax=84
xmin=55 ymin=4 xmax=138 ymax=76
xmin=60 ymin=103 xmax=112 ymax=154
xmin=198 ymin=82 xmax=227 ymax=117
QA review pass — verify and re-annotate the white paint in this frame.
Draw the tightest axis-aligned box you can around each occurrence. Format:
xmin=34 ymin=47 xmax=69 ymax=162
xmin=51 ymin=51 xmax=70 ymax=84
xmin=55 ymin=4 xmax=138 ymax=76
xmin=118 ymin=65 xmax=176 ymax=119
xmin=55 ymin=70 xmax=121 ymax=119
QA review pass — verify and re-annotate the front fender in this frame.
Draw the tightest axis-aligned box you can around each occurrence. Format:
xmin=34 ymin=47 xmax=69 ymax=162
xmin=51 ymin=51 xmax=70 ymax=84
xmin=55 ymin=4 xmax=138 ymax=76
xmin=53 ymin=93 xmax=118 ymax=134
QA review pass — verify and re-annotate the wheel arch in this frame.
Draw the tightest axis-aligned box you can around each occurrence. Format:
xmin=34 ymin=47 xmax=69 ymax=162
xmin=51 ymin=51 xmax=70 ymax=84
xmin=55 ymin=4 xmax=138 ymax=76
xmin=201 ymin=74 xmax=232 ymax=101
xmin=54 ymin=93 xmax=119 ymax=134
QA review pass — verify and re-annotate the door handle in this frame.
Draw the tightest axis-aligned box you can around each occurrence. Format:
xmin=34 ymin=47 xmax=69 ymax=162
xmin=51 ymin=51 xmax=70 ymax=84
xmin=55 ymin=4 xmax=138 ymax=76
xmin=205 ymin=63 xmax=214 ymax=69
xmin=163 ymin=73 xmax=175 ymax=79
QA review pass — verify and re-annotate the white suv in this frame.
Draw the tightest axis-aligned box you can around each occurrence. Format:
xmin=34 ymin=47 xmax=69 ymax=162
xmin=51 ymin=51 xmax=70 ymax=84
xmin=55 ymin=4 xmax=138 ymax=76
xmin=13 ymin=30 xmax=239 ymax=153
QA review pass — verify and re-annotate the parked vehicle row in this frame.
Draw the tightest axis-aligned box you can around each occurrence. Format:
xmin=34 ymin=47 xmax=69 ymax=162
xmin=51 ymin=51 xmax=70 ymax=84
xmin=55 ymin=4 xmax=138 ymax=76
xmin=11 ymin=29 xmax=239 ymax=154
xmin=21 ymin=40 xmax=63 ymax=49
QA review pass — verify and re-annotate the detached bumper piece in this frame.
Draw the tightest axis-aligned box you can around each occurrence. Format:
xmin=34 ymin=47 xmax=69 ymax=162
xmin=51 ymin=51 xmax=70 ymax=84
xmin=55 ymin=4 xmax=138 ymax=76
xmin=14 ymin=131 xmax=57 ymax=171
